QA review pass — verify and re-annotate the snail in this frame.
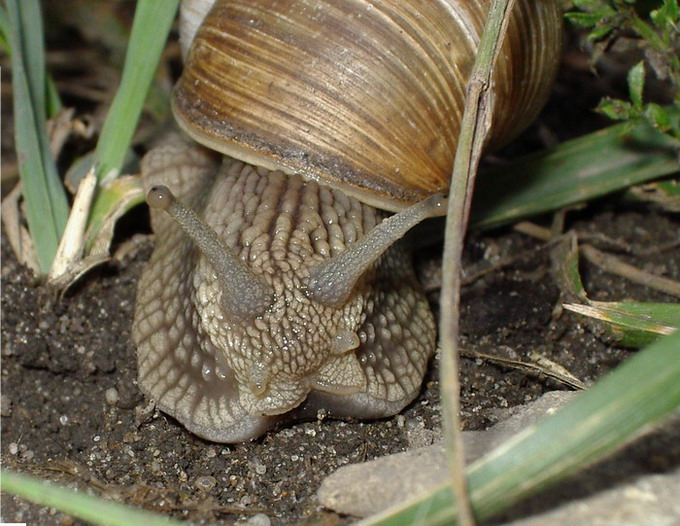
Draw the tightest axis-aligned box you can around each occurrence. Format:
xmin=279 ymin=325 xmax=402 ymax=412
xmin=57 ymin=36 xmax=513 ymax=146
xmin=132 ymin=0 xmax=562 ymax=442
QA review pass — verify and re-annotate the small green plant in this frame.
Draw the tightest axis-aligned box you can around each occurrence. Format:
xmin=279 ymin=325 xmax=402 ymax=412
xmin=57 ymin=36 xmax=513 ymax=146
xmin=598 ymin=60 xmax=678 ymax=138
xmin=567 ymin=0 xmax=680 ymax=141
xmin=1 ymin=0 xmax=178 ymax=280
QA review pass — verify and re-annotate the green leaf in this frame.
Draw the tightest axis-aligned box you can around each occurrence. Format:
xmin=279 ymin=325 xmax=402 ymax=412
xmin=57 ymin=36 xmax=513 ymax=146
xmin=573 ymin=0 xmax=614 ymax=14
xmin=564 ymin=301 xmax=679 ymax=347
xmin=6 ymin=0 xmax=69 ymax=274
xmin=627 ymin=61 xmax=646 ymax=108
xmin=0 ymin=470 xmax=184 ymax=526
xmin=567 ymin=1 xmax=617 ymax=36
xmin=644 ymin=102 xmax=672 ymax=132
xmin=472 ymin=111 xmax=680 ymax=229
xmin=587 ymin=24 xmax=615 ymax=40
xmin=666 ymin=0 xmax=680 ymax=21
xmin=596 ymin=97 xmax=635 ymax=121
xmin=651 ymin=0 xmax=679 ymax=27
xmin=564 ymin=12 xmax=603 ymax=27
xmin=572 ymin=0 xmax=601 ymax=11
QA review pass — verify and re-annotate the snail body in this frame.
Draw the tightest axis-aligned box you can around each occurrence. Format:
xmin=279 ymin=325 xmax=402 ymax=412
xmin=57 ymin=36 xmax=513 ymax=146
xmin=135 ymin=142 xmax=438 ymax=441
xmin=132 ymin=0 xmax=562 ymax=442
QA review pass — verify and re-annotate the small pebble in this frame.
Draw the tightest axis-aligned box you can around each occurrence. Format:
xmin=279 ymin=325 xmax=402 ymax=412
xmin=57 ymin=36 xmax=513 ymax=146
xmin=105 ymin=387 xmax=120 ymax=406
xmin=9 ymin=442 xmax=19 ymax=455
xmin=195 ymin=475 xmax=217 ymax=491
xmin=404 ymin=417 xmax=423 ymax=431
xmin=1 ymin=394 xmax=12 ymax=417
xmin=59 ymin=415 xmax=69 ymax=425
xmin=244 ymin=513 xmax=271 ymax=526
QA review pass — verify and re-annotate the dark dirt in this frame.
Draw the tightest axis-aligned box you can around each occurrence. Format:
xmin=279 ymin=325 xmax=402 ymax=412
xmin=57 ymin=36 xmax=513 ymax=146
xmin=2 ymin=197 xmax=678 ymax=524
xmin=2 ymin=6 xmax=680 ymax=526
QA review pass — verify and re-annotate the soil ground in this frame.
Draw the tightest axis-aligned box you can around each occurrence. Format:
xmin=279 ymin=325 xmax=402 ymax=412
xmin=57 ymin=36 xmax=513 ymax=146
xmin=2 ymin=6 xmax=679 ymax=525
xmin=3 ymin=197 xmax=678 ymax=524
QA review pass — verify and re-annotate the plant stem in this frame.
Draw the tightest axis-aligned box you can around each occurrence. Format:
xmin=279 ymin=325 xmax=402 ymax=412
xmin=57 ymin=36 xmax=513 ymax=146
xmin=439 ymin=0 xmax=516 ymax=524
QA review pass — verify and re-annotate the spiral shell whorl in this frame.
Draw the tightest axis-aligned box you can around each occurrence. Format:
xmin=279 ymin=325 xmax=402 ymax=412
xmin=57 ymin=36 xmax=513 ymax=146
xmin=175 ymin=0 xmax=562 ymax=211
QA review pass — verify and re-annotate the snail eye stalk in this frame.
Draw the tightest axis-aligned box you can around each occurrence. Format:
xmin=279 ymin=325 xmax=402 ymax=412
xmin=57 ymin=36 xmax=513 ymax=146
xmin=306 ymin=194 xmax=445 ymax=307
xmin=147 ymin=185 xmax=274 ymax=320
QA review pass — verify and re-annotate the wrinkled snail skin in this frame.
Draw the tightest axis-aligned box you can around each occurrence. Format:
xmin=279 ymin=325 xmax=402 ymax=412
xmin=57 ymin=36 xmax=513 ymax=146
xmin=133 ymin=140 xmax=436 ymax=442
xmin=132 ymin=0 xmax=562 ymax=442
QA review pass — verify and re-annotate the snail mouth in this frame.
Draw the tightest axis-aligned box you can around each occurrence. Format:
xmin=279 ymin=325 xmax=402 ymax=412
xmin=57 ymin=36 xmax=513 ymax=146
xmin=241 ymin=352 xmax=368 ymax=415
xmin=241 ymin=380 xmax=309 ymax=417
xmin=310 ymin=353 xmax=367 ymax=396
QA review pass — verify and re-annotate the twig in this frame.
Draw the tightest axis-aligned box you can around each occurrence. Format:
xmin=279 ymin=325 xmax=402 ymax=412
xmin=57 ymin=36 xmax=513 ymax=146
xmin=581 ymin=243 xmax=680 ymax=299
xmin=460 ymin=348 xmax=587 ymax=390
xmin=1 ymin=182 xmax=40 ymax=273
xmin=439 ymin=1 xmax=516 ymax=524
xmin=513 ymin=221 xmax=551 ymax=241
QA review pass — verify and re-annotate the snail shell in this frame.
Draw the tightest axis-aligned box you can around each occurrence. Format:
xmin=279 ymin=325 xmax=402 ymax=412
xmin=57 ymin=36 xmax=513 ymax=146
xmin=132 ymin=0 xmax=562 ymax=442
xmin=174 ymin=0 xmax=562 ymax=211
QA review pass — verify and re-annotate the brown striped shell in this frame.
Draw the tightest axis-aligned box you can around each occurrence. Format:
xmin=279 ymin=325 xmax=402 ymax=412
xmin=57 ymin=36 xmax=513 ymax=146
xmin=174 ymin=0 xmax=562 ymax=211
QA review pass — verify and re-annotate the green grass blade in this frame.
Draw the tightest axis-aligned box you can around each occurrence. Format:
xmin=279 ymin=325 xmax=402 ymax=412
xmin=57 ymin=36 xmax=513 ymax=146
xmin=6 ymin=0 xmax=69 ymax=274
xmin=468 ymin=330 xmax=680 ymax=518
xmin=0 ymin=4 xmax=10 ymax=54
xmin=592 ymin=301 xmax=680 ymax=330
xmin=1 ymin=3 xmax=63 ymax=116
xmin=551 ymin=234 xmax=678 ymax=347
xmin=565 ymin=301 xmax=679 ymax=347
xmin=92 ymin=0 xmax=179 ymax=182
xmin=45 ymin=70 xmax=63 ymax=116
xmin=361 ymin=329 xmax=680 ymax=525
xmin=472 ymin=113 xmax=680 ymax=229
xmin=0 ymin=470 xmax=184 ymax=526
